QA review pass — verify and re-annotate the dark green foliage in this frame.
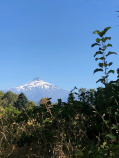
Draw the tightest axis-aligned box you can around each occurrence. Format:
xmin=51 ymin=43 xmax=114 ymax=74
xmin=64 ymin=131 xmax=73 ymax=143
xmin=92 ymin=27 xmax=111 ymax=37
xmin=67 ymin=92 xmax=75 ymax=103
xmin=1 ymin=85 xmax=119 ymax=157
xmin=117 ymin=68 xmax=119 ymax=79
xmin=15 ymin=92 xmax=28 ymax=111
xmin=92 ymin=27 xmax=117 ymax=86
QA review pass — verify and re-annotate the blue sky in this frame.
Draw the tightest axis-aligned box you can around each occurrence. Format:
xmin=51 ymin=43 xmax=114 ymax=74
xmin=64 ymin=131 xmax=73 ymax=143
xmin=0 ymin=0 xmax=119 ymax=91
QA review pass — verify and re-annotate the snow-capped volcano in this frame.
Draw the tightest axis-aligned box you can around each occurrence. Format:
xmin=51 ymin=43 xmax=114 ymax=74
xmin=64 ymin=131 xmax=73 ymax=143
xmin=3 ymin=77 xmax=69 ymax=103
xmin=16 ymin=77 xmax=59 ymax=91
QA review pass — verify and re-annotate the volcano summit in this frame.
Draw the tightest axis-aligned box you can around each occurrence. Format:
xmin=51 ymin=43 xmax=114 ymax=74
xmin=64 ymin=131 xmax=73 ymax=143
xmin=3 ymin=77 xmax=69 ymax=103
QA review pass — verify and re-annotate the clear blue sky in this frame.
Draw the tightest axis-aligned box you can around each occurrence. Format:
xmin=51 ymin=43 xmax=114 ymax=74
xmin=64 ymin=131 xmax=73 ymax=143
xmin=0 ymin=0 xmax=119 ymax=91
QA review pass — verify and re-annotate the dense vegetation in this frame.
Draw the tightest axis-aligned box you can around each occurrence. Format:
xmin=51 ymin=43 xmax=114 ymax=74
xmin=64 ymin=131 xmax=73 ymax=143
xmin=0 ymin=27 xmax=119 ymax=158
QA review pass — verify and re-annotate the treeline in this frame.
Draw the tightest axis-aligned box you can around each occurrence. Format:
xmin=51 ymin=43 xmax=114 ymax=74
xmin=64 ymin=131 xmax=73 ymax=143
xmin=0 ymin=91 xmax=36 ymax=111
xmin=0 ymin=27 xmax=119 ymax=157
xmin=0 ymin=85 xmax=119 ymax=158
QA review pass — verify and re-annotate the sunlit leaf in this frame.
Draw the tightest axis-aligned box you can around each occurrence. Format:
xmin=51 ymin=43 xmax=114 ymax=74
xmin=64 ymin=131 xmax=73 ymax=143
xmin=100 ymin=142 xmax=107 ymax=148
xmin=111 ymin=124 xmax=117 ymax=129
xmin=100 ymin=27 xmax=111 ymax=37
xmin=106 ymin=134 xmax=116 ymax=140
xmin=93 ymin=30 xmax=101 ymax=36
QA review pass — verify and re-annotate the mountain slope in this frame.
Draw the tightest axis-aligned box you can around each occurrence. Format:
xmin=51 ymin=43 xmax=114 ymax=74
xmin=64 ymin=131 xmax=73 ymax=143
xmin=3 ymin=77 xmax=69 ymax=103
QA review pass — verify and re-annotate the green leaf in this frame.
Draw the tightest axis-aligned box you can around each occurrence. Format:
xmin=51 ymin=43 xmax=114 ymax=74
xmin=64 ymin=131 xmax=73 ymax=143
xmin=106 ymin=134 xmax=116 ymax=140
xmin=98 ymin=63 xmax=103 ymax=68
xmin=107 ymin=43 xmax=112 ymax=47
xmin=104 ymin=63 xmax=108 ymax=67
xmin=95 ymin=57 xmax=104 ymax=61
xmin=103 ymin=120 xmax=109 ymax=125
xmin=91 ymin=43 xmax=100 ymax=47
xmin=106 ymin=51 xmax=117 ymax=57
xmin=102 ymin=75 xmax=108 ymax=79
xmin=99 ymin=47 xmax=105 ymax=51
xmin=94 ymin=51 xmax=103 ymax=57
xmin=96 ymin=78 xmax=105 ymax=83
xmin=108 ymin=70 xmax=115 ymax=74
xmin=102 ymin=37 xmax=111 ymax=42
xmin=100 ymin=27 xmax=111 ymax=37
xmin=93 ymin=30 xmax=101 ymax=36
xmin=108 ymin=62 xmax=113 ymax=66
xmin=96 ymin=38 xmax=101 ymax=43
xmin=101 ymin=142 xmax=107 ymax=148
xmin=117 ymin=68 xmax=119 ymax=73
xmin=111 ymin=124 xmax=117 ymax=130
xmin=94 ymin=68 xmax=103 ymax=74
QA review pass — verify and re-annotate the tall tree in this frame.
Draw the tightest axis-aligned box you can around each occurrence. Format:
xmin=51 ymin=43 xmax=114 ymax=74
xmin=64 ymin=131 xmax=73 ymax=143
xmin=15 ymin=93 xmax=28 ymax=111
xmin=2 ymin=91 xmax=18 ymax=106
xmin=67 ymin=92 xmax=75 ymax=103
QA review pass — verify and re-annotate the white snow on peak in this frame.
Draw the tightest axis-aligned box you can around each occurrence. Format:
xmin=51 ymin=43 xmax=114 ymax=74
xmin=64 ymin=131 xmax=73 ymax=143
xmin=15 ymin=77 xmax=60 ymax=91
xmin=2 ymin=77 xmax=69 ymax=103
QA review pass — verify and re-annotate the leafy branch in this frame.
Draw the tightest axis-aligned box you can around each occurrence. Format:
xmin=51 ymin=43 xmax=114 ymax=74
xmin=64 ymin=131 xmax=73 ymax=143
xmin=91 ymin=27 xmax=117 ymax=86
